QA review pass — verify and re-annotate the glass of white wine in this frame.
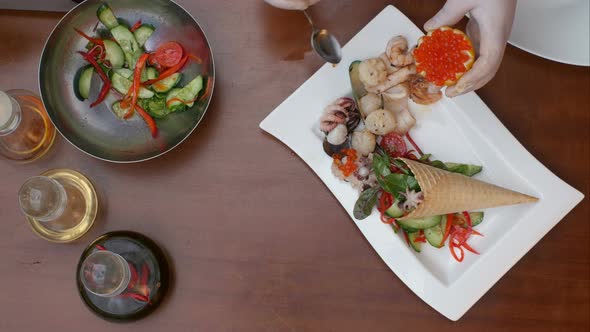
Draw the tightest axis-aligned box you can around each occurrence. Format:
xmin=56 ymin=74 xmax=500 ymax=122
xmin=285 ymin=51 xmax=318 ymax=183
xmin=0 ymin=90 xmax=56 ymax=162
xmin=18 ymin=169 xmax=98 ymax=243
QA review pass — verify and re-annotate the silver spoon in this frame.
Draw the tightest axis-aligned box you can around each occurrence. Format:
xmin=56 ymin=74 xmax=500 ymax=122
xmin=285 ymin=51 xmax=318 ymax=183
xmin=303 ymin=9 xmax=342 ymax=64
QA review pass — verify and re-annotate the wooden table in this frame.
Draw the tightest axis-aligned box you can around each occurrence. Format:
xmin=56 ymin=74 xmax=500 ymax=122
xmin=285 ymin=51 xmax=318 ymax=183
xmin=0 ymin=1 xmax=588 ymax=331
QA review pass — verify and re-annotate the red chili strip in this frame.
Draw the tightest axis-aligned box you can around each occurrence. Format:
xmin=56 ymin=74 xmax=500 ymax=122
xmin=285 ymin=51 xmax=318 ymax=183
xmin=119 ymin=292 xmax=150 ymax=303
xmin=134 ymin=104 xmax=158 ymax=138
xmin=78 ymin=51 xmax=111 ymax=107
xmin=130 ymin=20 xmax=142 ymax=32
xmin=95 ymin=245 xmax=106 ymax=251
xmin=450 ymin=241 xmax=464 ymax=262
xmin=143 ymin=54 xmax=188 ymax=85
xmin=405 ymin=132 xmax=423 ymax=156
xmin=127 ymin=264 xmax=139 ymax=290
xmin=188 ymin=53 xmax=203 ymax=64
xmin=128 ymin=53 xmax=150 ymax=117
xmin=198 ymin=76 xmax=213 ymax=102
xmin=413 ymin=230 xmax=427 ymax=243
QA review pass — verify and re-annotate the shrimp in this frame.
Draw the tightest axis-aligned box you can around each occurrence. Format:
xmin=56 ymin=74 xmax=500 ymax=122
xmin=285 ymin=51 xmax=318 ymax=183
xmin=366 ymin=65 xmax=416 ymax=94
xmin=409 ymin=74 xmax=442 ymax=105
xmin=386 ymin=36 xmax=414 ymax=67
xmin=358 ymin=58 xmax=388 ymax=88
xmin=379 ymin=52 xmax=398 ymax=74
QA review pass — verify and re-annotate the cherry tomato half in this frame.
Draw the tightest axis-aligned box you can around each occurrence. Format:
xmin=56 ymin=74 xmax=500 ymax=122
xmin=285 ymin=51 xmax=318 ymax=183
xmin=380 ymin=133 xmax=407 ymax=157
xmin=153 ymin=41 xmax=184 ymax=68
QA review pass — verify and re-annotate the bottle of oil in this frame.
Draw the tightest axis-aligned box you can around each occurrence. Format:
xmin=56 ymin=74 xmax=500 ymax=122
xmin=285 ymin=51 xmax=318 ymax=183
xmin=0 ymin=89 xmax=56 ymax=162
xmin=18 ymin=169 xmax=98 ymax=243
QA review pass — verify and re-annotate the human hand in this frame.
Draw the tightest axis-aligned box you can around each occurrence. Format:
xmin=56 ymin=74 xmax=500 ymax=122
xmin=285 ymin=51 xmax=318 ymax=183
xmin=424 ymin=0 xmax=517 ymax=97
xmin=264 ymin=0 xmax=320 ymax=10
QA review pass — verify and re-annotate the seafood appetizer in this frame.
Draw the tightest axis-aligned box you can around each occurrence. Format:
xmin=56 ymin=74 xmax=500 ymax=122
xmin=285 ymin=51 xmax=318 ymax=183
xmin=73 ymin=3 xmax=212 ymax=138
xmin=320 ymin=32 xmax=537 ymax=261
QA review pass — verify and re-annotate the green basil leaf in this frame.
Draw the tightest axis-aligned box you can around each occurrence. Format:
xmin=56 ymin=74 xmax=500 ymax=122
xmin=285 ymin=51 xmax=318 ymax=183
xmin=353 ymin=186 xmax=381 ymax=220
xmin=429 ymin=160 xmax=448 ymax=170
xmin=419 ymin=153 xmax=432 ymax=162
xmin=372 ymin=153 xmax=391 ymax=178
xmin=444 ymin=162 xmax=483 ymax=177
xmin=380 ymin=174 xmax=421 ymax=200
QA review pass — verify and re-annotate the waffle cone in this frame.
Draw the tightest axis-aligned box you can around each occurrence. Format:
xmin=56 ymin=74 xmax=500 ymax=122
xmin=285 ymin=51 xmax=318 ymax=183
xmin=398 ymin=158 xmax=538 ymax=220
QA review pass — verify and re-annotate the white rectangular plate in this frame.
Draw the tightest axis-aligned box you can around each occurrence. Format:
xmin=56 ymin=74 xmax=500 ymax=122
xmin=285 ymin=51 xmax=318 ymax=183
xmin=259 ymin=5 xmax=584 ymax=321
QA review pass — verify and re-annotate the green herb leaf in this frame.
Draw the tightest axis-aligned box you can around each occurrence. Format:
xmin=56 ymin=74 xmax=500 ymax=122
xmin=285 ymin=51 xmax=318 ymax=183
xmin=353 ymin=186 xmax=381 ymax=220
xmin=419 ymin=153 xmax=432 ymax=162
xmin=444 ymin=163 xmax=483 ymax=177
xmin=381 ymin=174 xmax=421 ymax=199
xmin=372 ymin=153 xmax=391 ymax=178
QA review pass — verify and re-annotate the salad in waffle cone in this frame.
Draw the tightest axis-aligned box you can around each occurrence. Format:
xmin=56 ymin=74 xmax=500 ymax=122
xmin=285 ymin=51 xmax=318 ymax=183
xmin=318 ymin=33 xmax=537 ymax=262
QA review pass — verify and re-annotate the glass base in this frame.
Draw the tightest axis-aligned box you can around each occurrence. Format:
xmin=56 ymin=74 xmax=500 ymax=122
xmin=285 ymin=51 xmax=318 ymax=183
xmin=76 ymin=231 xmax=170 ymax=322
xmin=25 ymin=169 xmax=97 ymax=243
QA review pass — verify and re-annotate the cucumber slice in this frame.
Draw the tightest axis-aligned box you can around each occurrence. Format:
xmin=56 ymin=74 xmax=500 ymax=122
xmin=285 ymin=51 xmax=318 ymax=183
xmin=165 ymin=76 xmax=203 ymax=112
xmin=133 ymin=25 xmax=155 ymax=47
xmin=146 ymin=67 xmax=158 ymax=80
xmin=453 ymin=211 xmax=485 ymax=228
xmin=424 ymin=220 xmax=445 ymax=248
xmin=103 ymin=39 xmax=125 ymax=68
xmin=97 ymin=3 xmax=119 ymax=29
xmin=145 ymin=97 xmax=170 ymax=118
xmin=74 ymin=65 xmax=94 ymax=101
xmin=110 ymin=25 xmax=142 ymax=68
xmin=385 ymin=199 xmax=404 ymax=218
xmin=165 ymin=89 xmax=187 ymax=112
xmin=407 ymin=231 xmax=422 ymax=252
xmin=152 ymin=73 xmax=182 ymax=93
xmin=349 ymin=60 xmax=369 ymax=115
xmin=111 ymin=72 xmax=154 ymax=99
xmin=111 ymin=101 xmax=129 ymax=119
xmin=468 ymin=212 xmax=484 ymax=227
xmin=398 ymin=214 xmax=442 ymax=230
xmin=114 ymin=68 xmax=133 ymax=79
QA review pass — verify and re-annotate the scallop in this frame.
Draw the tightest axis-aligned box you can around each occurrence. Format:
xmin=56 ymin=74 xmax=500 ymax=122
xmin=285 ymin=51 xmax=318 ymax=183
xmin=364 ymin=109 xmax=396 ymax=135
xmin=359 ymin=93 xmax=382 ymax=117
xmin=351 ymin=131 xmax=376 ymax=156
xmin=326 ymin=123 xmax=348 ymax=145
xmin=358 ymin=58 xmax=387 ymax=88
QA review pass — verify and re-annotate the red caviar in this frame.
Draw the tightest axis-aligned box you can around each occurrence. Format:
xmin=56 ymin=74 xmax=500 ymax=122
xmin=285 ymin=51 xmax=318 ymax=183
xmin=413 ymin=27 xmax=474 ymax=86
xmin=333 ymin=148 xmax=358 ymax=177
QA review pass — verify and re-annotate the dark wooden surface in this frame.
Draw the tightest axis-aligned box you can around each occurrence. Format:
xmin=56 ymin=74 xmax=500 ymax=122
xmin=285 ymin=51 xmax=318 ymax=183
xmin=0 ymin=1 xmax=588 ymax=331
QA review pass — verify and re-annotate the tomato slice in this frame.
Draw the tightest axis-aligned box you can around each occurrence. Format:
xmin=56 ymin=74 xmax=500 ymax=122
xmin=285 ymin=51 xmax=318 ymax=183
xmin=153 ymin=41 xmax=184 ymax=68
xmin=380 ymin=133 xmax=407 ymax=158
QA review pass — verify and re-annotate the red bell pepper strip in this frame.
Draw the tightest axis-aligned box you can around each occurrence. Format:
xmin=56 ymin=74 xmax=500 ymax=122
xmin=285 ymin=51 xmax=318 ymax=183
xmin=128 ymin=53 xmax=150 ymax=117
xmin=134 ymin=104 xmax=158 ymax=138
xmin=130 ymin=20 xmax=142 ymax=32
xmin=78 ymin=51 xmax=111 ymax=107
xmin=74 ymin=28 xmax=104 ymax=46
xmin=144 ymin=54 xmax=188 ymax=85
